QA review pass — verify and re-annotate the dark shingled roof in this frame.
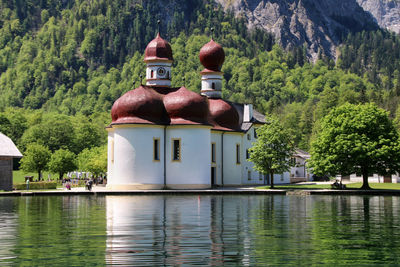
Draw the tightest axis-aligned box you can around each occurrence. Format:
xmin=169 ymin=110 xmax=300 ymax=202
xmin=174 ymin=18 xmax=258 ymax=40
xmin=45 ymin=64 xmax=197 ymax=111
xmin=0 ymin=132 xmax=22 ymax=158
xmin=230 ymin=103 xmax=266 ymax=132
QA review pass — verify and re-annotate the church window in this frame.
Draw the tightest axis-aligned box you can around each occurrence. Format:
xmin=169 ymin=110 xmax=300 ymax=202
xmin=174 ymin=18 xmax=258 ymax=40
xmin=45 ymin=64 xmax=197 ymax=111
xmin=153 ymin=138 xmax=160 ymax=161
xmin=247 ymin=134 xmax=250 ymax=140
xmin=151 ymin=70 xmax=154 ymax=78
xmin=248 ymin=170 xmax=251 ymax=180
xmin=246 ymin=149 xmax=249 ymax=159
xmin=167 ymin=71 xmax=170 ymax=79
xmin=259 ymin=173 xmax=263 ymax=180
xmin=172 ymin=139 xmax=181 ymax=161
xmin=211 ymin=143 xmax=216 ymax=163
xmin=212 ymin=82 xmax=215 ymax=89
xmin=236 ymin=144 xmax=241 ymax=164
xmin=254 ymin=128 xmax=257 ymax=139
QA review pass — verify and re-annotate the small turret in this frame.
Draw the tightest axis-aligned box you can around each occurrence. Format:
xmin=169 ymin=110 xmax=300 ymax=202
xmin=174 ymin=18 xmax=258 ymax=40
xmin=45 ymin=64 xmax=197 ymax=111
xmin=199 ymin=38 xmax=225 ymax=98
xmin=144 ymin=33 xmax=173 ymax=87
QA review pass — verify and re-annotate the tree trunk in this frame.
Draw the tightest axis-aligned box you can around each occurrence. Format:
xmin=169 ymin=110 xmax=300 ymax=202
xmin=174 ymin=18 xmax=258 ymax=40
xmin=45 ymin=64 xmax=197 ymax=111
xmin=361 ymin=168 xmax=371 ymax=190
xmin=38 ymin=170 xmax=41 ymax=181
xmin=59 ymin=172 xmax=63 ymax=180
xmin=270 ymin=170 xmax=274 ymax=189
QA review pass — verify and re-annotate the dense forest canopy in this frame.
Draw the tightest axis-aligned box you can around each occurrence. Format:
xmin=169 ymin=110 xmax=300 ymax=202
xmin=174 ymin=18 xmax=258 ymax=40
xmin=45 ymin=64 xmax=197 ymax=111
xmin=1 ymin=0 xmax=400 ymax=153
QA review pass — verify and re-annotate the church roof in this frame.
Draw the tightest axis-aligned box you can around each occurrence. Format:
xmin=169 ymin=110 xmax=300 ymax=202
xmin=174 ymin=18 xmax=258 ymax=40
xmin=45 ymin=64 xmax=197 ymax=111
xmin=144 ymin=33 xmax=173 ymax=62
xmin=110 ymin=32 xmax=266 ymax=132
xmin=230 ymin=103 xmax=266 ymax=132
xmin=208 ymin=98 xmax=241 ymax=131
xmin=0 ymin=132 xmax=22 ymax=158
xmin=199 ymin=39 xmax=225 ymax=72
xmin=111 ymin=85 xmax=210 ymax=126
xmin=163 ymin=86 xmax=210 ymax=125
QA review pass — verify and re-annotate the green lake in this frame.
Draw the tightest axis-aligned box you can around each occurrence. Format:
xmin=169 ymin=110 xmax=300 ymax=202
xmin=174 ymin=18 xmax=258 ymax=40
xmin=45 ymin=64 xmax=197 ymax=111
xmin=0 ymin=195 xmax=399 ymax=266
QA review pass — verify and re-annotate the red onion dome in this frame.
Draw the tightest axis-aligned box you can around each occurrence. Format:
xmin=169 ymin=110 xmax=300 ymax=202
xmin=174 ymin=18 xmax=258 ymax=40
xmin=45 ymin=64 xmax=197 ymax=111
xmin=111 ymin=86 xmax=168 ymax=125
xmin=208 ymin=99 xmax=240 ymax=131
xmin=144 ymin=33 xmax=173 ymax=62
xmin=199 ymin=39 xmax=225 ymax=72
xmin=163 ymin=87 xmax=210 ymax=125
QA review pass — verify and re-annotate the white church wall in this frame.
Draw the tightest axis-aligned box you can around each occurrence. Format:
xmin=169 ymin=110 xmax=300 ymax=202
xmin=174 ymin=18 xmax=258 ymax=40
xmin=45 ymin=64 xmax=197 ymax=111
xmin=223 ymin=133 xmax=243 ymax=185
xmin=166 ymin=126 xmax=211 ymax=189
xmin=211 ymin=132 xmax=222 ymax=185
xmin=107 ymin=131 xmax=114 ymax=183
xmin=108 ymin=126 xmax=165 ymax=190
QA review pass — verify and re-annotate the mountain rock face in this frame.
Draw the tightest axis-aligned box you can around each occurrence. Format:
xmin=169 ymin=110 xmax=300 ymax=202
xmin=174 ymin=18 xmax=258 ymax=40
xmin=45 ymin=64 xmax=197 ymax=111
xmin=357 ymin=0 xmax=400 ymax=33
xmin=214 ymin=0 xmax=378 ymax=60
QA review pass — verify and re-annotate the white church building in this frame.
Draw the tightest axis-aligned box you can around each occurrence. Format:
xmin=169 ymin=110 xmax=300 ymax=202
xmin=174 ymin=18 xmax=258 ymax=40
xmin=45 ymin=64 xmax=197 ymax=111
xmin=106 ymin=33 xmax=292 ymax=190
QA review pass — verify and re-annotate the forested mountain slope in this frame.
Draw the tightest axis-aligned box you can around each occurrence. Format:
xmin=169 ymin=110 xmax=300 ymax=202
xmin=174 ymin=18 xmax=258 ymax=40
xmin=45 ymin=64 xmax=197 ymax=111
xmin=0 ymin=0 xmax=273 ymax=113
xmin=1 ymin=0 xmax=400 ymax=151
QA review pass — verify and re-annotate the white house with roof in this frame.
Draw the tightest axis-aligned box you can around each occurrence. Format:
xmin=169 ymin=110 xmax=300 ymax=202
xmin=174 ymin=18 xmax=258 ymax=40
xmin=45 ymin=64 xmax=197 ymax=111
xmin=290 ymin=149 xmax=313 ymax=183
xmin=0 ymin=132 xmax=22 ymax=191
xmin=106 ymin=33 xmax=293 ymax=190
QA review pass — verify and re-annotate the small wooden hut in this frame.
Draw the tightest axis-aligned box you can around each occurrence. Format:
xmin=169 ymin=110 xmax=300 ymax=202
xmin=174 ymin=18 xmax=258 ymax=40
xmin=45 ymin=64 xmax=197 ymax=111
xmin=0 ymin=132 xmax=22 ymax=191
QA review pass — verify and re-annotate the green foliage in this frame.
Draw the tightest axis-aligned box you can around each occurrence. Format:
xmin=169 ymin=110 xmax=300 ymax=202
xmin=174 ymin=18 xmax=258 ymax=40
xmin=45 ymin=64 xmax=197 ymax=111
xmin=20 ymin=143 xmax=51 ymax=179
xmin=309 ymin=103 xmax=400 ymax=189
xmin=249 ymin=117 xmax=295 ymax=188
xmin=77 ymin=145 xmax=107 ymax=177
xmin=48 ymin=149 xmax=77 ymax=180
xmin=20 ymin=113 xmax=75 ymax=152
xmin=14 ymin=181 xmax=57 ymax=190
xmin=9 ymin=110 xmax=108 ymax=152
xmin=0 ymin=0 xmax=274 ymax=115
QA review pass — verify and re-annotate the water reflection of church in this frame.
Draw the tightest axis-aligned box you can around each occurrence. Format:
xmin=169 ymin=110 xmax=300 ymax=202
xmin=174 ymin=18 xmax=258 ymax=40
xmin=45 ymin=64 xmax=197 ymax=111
xmin=106 ymin=33 xmax=282 ymax=190
xmin=105 ymin=195 xmax=258 ymax=265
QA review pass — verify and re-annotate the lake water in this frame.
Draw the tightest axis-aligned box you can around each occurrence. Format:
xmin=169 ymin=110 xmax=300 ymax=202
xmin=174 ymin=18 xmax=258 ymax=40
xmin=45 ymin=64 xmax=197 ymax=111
xmin=0 ymin=194 xmax=399 ymax=266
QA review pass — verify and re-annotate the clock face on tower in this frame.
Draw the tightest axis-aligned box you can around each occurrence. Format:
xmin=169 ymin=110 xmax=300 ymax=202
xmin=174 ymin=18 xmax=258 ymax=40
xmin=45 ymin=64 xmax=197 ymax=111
xmin=157 ymin=67 xmax=166 ymax=77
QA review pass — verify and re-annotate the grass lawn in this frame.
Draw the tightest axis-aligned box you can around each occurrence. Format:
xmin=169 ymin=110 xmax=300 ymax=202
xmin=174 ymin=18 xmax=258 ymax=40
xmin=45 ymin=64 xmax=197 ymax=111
xmin=258 ymin=183 xmax=400 ymax=190
xmin=13 ymin=170 xmax=57 ymax=184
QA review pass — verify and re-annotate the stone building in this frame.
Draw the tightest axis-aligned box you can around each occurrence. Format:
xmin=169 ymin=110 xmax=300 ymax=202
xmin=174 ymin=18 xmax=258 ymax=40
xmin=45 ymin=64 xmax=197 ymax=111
xmin=0 ymin=133 xmax=22 ymax=191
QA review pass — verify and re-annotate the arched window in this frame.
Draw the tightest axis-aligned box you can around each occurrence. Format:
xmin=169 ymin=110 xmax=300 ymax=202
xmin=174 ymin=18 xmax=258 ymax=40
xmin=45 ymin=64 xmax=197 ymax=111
xmin=212 ymin=82 xmax=215 ymax=89
xmin=151 ymin=70 xmax=154 ymax=78
xmin=167 ymin=71 xmax=170 ymax=79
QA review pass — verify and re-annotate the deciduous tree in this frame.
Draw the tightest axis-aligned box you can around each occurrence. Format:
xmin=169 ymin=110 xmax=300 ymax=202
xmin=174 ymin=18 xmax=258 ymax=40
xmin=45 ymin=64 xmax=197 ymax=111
xmin=77 ymin=146 xmax=107 ymax=178
xmin=309 ymin=103 xmax=400 ymax=190
xmin=249 ymin=116 xmax=295 ymax=188
xmin=48 ymin=149 xmax=77 ymax=180
xmin=20 ymin=143 xmax=51 ymax=180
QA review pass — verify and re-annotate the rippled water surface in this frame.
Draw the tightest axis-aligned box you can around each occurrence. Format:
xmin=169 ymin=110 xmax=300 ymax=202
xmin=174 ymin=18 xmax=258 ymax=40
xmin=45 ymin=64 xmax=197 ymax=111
xmin=0 ymin=195 xmax=399 ymax=266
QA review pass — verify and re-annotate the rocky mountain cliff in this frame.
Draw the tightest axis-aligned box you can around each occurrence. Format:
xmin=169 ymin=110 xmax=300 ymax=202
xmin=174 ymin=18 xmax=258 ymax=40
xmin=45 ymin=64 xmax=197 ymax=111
xmin=357 ymin=0 xmax=400 ymax=33
xmin=214 ymin=0 xmax=379 ymax=60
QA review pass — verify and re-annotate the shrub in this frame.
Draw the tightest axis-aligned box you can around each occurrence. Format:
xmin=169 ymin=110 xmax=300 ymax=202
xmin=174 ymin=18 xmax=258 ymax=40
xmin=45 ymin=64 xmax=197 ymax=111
xmin=14 ymin=181 xmax=57 ymax=190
